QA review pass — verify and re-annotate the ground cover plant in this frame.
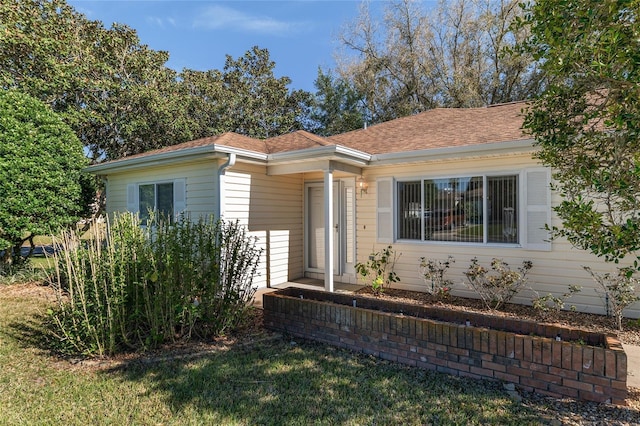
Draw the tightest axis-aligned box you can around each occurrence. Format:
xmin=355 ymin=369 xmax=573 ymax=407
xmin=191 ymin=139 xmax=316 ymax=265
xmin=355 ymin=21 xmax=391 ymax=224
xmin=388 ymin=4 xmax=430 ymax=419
xmin=47 ymin=213 xmax=261 ymax=356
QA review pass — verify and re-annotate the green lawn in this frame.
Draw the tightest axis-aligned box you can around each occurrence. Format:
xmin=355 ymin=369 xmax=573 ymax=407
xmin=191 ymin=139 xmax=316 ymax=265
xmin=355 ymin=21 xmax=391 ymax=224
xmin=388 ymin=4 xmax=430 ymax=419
xmin=0 ymin=282 xmax=633 ymax=425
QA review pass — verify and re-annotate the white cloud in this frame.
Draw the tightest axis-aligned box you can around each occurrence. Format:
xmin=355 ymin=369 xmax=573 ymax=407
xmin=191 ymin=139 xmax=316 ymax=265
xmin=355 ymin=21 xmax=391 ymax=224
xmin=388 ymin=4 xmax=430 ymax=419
xmin=145 ymin=16 xmax=177 ymax=29
xmin=193 ymin=5 xmax=303 ymax=36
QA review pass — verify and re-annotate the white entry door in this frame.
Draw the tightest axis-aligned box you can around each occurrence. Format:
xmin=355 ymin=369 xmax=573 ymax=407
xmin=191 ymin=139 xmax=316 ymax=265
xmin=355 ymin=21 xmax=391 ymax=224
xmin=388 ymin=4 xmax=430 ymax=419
xmin=306 ymin=179 xmax=355 ymax=276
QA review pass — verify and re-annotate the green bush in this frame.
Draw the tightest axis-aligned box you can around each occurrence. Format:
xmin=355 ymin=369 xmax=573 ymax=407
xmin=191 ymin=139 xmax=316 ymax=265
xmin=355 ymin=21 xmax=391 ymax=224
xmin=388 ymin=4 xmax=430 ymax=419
xmin=463 ymin=258 xmax=532 ymax=311
xmin=531 ymin=285 xmax=581 ymax=320
xmin=355 ymin=245 xmax=400 ymax=295
xmin=419 ymin=255 xmax=454 ymax=297
xmin=46 ymin=213 xmax=262 ymax=356
xmin=584 ymin=266 xmax=640 ymax=331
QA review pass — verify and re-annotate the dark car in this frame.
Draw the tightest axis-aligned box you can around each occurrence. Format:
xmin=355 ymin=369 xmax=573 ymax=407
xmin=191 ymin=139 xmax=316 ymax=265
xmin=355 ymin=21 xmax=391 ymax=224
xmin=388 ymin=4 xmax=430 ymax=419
xmin=425 ymin=207 xmax=465 ymax=231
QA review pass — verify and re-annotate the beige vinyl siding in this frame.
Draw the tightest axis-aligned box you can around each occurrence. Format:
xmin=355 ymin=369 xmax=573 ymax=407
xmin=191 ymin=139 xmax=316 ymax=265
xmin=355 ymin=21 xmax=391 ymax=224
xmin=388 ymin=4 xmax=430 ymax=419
xmin=357 ymin=153 xmax=640 ymax=318
xmin=104 ymin=160 xmax=217 ymax=221
xmin=223 ymin=163 xmax=304 ymax=288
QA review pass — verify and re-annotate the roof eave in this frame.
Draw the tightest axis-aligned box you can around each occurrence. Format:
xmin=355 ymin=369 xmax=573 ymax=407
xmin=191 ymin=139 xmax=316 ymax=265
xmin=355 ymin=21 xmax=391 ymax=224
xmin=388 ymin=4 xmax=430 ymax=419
xmin=86 ymin=145 xmax=268 ymax=174
xmin=370 ymin=138 xmax=536 ymax=166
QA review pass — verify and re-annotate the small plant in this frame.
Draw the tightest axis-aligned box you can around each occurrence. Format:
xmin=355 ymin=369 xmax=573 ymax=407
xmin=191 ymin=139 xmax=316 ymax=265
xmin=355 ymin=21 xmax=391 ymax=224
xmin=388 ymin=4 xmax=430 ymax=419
xmin=584 ymin=266 xmax=640 ymax=331
xmin=419 ymin=255 xmax=454 ymax=298
xmin=355 ymin=245 xmax=400 ymax=295
xmin=531 ymin=285 xmax=581 ymax=320
xmin=435 ymin=286 xmax=451 ymax=299
xmin=0 ymin=261 xmax=48 ymax=285
xmin=463 ymin=258 xmax=532 ymax=311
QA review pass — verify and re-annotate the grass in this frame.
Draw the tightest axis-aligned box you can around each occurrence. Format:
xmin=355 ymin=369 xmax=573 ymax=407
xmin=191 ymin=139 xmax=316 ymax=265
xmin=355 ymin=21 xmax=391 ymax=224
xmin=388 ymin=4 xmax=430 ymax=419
xmin=0 ymin=283 xmax=542 ymax=425
xmin=2 ymin=282 xmax=637 ymax=425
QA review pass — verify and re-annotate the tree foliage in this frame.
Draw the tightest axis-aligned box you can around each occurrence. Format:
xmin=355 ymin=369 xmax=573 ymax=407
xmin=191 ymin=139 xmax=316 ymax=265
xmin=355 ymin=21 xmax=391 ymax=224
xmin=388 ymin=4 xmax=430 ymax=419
xmin=212 ymin=46 xmax=312 ymax=139
xmin=0 ymin=90 xmax=86 ymax=266
xmin=309 ymin=68 xmax=365 ymax=136
xmin=520 ymin=0 xmax=640 ymax=268
xmin=335 ymin=0 xmax=543 ymax=123
xmin=0 ymin=0 xmax=195 ymax=160
xmin=0 ymin=1 xmax=312 ymax=160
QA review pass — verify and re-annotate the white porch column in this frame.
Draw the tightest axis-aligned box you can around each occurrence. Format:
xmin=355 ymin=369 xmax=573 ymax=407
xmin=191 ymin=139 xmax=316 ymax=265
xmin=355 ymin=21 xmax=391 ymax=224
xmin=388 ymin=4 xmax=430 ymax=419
xmin=324 ymin=169 xmax=334 ymax=292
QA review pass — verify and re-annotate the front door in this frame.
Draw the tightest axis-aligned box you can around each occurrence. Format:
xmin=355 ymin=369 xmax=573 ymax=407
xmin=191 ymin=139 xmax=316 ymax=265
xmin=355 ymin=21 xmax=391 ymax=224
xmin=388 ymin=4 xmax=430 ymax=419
xmin=306 ymin=179 xmax=355 ymax=276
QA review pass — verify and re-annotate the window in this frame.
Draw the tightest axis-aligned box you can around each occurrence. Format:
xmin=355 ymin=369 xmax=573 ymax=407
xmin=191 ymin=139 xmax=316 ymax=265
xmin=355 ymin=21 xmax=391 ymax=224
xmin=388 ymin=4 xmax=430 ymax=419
xmin=127 ymin=179 xmax=186 ymax=222
xmin=397 ymin=175 xmax=519 ymax=244
xmin=139 ymin=182 xmax=174 ymax=222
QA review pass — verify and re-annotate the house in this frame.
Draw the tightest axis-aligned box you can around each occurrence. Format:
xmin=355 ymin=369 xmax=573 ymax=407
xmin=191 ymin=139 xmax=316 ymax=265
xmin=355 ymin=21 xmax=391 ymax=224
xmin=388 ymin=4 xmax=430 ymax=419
xmin=86 ymin=101 xmax=640 ymax=318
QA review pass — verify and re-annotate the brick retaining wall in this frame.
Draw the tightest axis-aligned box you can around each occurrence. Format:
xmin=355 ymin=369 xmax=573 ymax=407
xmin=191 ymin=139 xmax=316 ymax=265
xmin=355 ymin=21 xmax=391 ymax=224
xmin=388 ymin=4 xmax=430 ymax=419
xmin=263 ymin=287 xmax=628 ymax=405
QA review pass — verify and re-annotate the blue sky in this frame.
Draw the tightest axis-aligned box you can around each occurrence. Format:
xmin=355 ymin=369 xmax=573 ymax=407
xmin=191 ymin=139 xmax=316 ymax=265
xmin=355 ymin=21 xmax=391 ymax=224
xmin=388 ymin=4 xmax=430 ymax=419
xmin=67 ymin=0 xmax=383 ymax=93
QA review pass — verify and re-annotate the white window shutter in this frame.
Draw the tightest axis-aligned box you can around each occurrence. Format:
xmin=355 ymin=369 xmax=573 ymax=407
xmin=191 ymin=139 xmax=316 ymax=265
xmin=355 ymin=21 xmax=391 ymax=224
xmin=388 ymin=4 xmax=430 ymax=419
xmin=126 ymin=184 xmax=138 ymax=213
xmin=376 ymin=177 xmax=394 ymax=243
xmin=522 ymin=168 xmax=552 ymax=251
xmin=173 ymin=178 xmax=186 ymax=219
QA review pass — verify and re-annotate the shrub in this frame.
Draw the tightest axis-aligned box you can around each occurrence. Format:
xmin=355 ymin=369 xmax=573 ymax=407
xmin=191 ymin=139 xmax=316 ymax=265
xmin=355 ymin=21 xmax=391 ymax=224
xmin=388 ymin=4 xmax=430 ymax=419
xmin=531 ymin=285 xmax=581 ymax=320
xmin=463 ymin=258 xmax=532 ymax=311
xmin=46 ymin=213 xmax=262 ymax=356
xmin=584 ymin=266 xmax=640 ymax=331
xmin=0 ymin=261 xmax=48 ymax=285
xmin=355 ymin=245 xmax=400 ymax=295
xmin=419 ymin=256 xmax=454 ymax=298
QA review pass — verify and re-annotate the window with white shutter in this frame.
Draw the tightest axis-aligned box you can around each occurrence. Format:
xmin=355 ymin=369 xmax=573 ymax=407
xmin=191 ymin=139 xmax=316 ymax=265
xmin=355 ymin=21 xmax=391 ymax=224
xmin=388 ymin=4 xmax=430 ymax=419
xmin=385 ymin=169 xmax=551 ymax=248
xmin=127 ymin=179 xmax=187 ymax=222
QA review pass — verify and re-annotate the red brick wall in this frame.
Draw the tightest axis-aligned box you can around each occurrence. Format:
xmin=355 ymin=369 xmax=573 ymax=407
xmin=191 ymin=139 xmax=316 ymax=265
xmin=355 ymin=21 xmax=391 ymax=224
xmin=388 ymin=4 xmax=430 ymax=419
xmin=263 ymin=288 xmax=628 ymax=405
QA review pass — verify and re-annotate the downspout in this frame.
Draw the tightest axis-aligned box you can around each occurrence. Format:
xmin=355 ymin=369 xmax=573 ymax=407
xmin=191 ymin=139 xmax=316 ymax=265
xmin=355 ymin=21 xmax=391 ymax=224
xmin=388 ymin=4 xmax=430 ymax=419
xmin=216 ymin=153 xmax=236 ymax=219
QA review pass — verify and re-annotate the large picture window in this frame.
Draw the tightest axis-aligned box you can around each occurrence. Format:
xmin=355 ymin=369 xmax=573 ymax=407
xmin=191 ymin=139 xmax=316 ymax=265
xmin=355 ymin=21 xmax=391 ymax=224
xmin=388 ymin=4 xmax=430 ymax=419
xmin=397 ymin=175 xmax=519 ymax=244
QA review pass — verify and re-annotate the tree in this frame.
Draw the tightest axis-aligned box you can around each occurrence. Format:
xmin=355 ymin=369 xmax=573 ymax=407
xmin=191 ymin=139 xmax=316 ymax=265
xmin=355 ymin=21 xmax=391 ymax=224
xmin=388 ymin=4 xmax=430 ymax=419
xmin=216 ymin=46 xmax=312 ymax=138
xmin=309 ymin=68 xmax=365 ymax=136
xmin=335 ymin=0 xmax=543 ymax=122
xmin=1 ymin=2 xmax=315 ymax=161
xmin=0 ymin=0 xmax=194 ymax=160
xmin=520 ymin=0 xmax=640 ymax=267
xmin=0 ymin=90 xmax=87 ymax=266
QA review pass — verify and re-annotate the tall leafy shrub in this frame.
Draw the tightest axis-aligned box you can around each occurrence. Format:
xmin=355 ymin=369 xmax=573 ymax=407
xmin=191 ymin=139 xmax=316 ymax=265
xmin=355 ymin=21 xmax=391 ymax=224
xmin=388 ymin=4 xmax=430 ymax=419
xmin=47 ymin=214 xmax=262 ymax=356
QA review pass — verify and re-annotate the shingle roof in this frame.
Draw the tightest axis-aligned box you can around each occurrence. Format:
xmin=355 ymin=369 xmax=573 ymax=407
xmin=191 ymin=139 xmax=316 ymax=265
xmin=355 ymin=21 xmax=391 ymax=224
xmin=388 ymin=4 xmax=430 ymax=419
xmin=264 ymin=130 xmax=335 ymax=153
xmin=101 ymin=132 xmax=266 ymax=165
xmin=327 ymin=101 xmax=528 ymax=154
xmin=92 ymin=102 xmax=529 ymax=168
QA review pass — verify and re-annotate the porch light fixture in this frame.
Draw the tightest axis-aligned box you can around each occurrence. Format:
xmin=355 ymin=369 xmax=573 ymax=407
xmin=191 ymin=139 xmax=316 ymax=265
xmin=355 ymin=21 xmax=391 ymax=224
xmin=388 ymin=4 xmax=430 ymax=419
xmin=358 ymin=175 xmax=368 ymax=197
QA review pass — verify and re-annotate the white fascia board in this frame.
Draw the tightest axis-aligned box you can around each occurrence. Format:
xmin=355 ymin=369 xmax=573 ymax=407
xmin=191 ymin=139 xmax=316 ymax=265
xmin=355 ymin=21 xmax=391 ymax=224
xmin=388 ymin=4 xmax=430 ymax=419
xmin=86 ymin=144 xmax=267 ymax=174
xmin=370 ymin=139 xmax=536 ymax=166
xmin=214 ymin=145 xmax=268 ymax=164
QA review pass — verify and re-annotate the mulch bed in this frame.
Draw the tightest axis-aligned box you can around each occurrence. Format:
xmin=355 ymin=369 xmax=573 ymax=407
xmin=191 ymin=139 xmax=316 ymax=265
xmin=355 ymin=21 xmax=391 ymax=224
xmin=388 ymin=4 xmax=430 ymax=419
xmin=354 ymin=286 xmax=640 ymax=346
